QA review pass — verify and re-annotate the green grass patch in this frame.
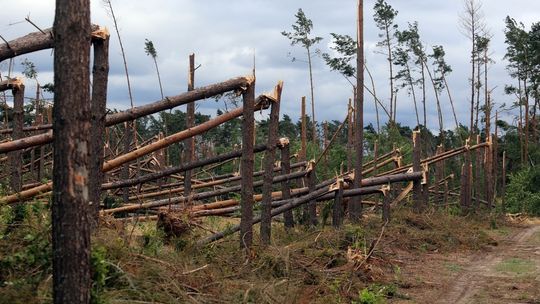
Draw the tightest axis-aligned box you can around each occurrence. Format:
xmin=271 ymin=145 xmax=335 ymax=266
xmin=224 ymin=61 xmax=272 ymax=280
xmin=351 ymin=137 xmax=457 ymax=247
xmin=444 ymin=263 xmax=462 ymax=273
xmin=495 ymin=258 xmax=535 ymax=275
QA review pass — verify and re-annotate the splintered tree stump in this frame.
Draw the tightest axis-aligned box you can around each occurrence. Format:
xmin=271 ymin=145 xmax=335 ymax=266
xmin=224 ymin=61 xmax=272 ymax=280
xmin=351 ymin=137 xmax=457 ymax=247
xmin=157 ymin=211 xmax=200 ymax=239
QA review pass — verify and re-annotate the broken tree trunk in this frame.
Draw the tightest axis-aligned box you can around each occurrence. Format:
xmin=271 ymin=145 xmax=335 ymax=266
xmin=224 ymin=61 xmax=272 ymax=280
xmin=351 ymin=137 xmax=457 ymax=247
xmin=184 ymin=53 xmax=195 ymax=198
xmin=197 ymin=185 xmax=385 ymax=246
xmin=102 ymin=143 xmax=269 ymax=190
xmin=9 ymin=82 xmax=24 ymax=193
xmin=88 ymin=33 xmax=109 ymax=227
xmin=412 ymin=130 xmax=422 ymax=212
xmin=333 ymin=178 xmax=344 ymax=228
xmin=102 ymin=94 xmax=272 ymax=172
xmin=260 ymin=81 xmax=282 ymax=245
xmin=351 ymin=0 xmax=365 ymax=222
xmin=0 ymin=76 xmax=256 ymax=154
xmin=281 ymin=142 xmax=294 ymax=228
xmin=240 ymin=81 xmax=255 ymax=251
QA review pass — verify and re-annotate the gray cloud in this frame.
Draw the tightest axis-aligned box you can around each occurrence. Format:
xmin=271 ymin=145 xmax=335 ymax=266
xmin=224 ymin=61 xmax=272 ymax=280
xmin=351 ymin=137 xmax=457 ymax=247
xmin=1 ymin=0 xmax=538 ymax=131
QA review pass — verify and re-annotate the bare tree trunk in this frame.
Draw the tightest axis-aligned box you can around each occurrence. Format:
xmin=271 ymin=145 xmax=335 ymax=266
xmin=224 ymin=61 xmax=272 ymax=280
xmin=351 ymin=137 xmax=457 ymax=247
xmin=306 ymin=47 xmax=317 ymax=145
xmin=184 ymin=53 xmax=195 ymax=198
xmin=52 ymin=0 xmax=92 ymax=302
xmin=435 ymin=145 xmax=444 ymax=205
xmin=281 ymin=142 xmax=294 ymax=228
xmin=307 ymin=168 xmax=318 ymax=226
xmin=240 ymin=82 xmax=255 ymax=251
xmin=347 ymin=98 xmax=353 ymax=171
xmin=121 ymin=121 xmax=132 ymax=204
xmin=460 ymin=140 xmax=472 ymax=213
xmin=260 ymin=82 xmax=282 ymax=245
xmin=333 ymin=178 xmax=344 ymax=227
xmin=412 ymin=130 xmax=422 ymax=212
xmin=300 ymin=96 xmax=307 ymax=161
xmin=350 ymin=0 xmax=364 ymax=222
xmin=89 ymin=33 xmax=109 ymax=227
xmin=9 ymin=84 xmax=24 ymax=193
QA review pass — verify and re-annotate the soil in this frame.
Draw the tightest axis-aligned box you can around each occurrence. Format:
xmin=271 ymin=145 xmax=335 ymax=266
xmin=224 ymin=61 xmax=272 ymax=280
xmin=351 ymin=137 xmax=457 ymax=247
xmin=389 ymin=220 xmax=540 ymax=304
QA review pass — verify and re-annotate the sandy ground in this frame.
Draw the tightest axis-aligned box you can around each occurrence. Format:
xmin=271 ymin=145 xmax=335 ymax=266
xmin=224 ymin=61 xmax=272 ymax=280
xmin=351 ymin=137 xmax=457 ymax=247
xmin=391 ymin=220 xmax=540 ymax=304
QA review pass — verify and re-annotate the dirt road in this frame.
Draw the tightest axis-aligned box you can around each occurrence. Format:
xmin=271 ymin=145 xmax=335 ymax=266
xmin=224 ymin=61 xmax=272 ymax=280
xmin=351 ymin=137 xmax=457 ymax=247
xmin=439 ymin=223 xmax=540 ymax=304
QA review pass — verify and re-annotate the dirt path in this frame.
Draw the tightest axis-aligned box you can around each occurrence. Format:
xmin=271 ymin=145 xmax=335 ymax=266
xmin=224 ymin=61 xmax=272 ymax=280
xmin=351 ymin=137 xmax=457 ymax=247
xmin=439 ymin=223 xmax=540 ymax=304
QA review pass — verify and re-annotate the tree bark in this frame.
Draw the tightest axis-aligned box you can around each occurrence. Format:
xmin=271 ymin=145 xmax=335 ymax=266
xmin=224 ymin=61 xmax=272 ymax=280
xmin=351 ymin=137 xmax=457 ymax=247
xmin=281 ymin=142 xmax=294 ymax=228
xmin=102 ymin=143 xmax=269 ymax=190
xmin=412 ymin=130 xmax=422 ymax=212
xmin=184 ymin=53 xmax=195 ymax=198
xmin=102 ymin=95 xmax=271 ymax=172
xmin=333 ymin=178 xmax=344 ymax=227
xmin=89 ymin=33 xmax=109 ymax=227
xmin=240 ymin=82 xmax=255 ymax=251
xmin=260 ymin=82 xmax=282 ymax=245
xmin=52 ymin=0 xmax=92 ymax=302
xmin=350 ymin=0 xmax=364 ymax=222
xmin=9 ymin=84 xmax=24 ymax=193
xmin=0 ymin=76 xmax=255 ymax=154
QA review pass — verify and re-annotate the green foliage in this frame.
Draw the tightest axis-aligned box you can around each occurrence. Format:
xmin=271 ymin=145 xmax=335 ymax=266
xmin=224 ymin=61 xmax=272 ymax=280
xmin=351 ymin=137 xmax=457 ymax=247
xmin=281 ymin=8 xmax=323 ymax=49
xmin=91 ymin=246 xmax=110 ymax=304
xmin=505 ymin=166 xmax=540 ymax=215
xmin=354 ymin=288 xmax=385 ymax=304
xmin=322 ymin=33 xmax=356 ymax=78
xmin=141 ymin=225 xmax=165 ymax=255
xmin=144 ymin=38 xmax=157 ymax=58
xmin=21 ymin=58 xmax=38 ymax=80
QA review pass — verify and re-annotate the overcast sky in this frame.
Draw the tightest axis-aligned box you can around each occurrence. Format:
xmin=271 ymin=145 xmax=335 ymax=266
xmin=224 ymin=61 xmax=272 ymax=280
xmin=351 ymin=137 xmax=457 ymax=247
xmin=1 ymin=0 xmax=539 ymax=131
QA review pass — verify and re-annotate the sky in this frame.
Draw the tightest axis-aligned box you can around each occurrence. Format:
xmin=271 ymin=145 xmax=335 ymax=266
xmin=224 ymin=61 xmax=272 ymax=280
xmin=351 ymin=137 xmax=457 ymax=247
xmin=1 ymin=0 xmax=539 ymax=132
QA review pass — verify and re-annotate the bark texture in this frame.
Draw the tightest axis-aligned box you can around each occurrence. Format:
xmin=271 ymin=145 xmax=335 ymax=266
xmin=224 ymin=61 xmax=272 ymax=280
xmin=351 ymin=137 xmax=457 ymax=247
xmin=89 ymin=34 xmax=109 ymax=226
xmin=52 ymin=0 xmax=92 ymax=302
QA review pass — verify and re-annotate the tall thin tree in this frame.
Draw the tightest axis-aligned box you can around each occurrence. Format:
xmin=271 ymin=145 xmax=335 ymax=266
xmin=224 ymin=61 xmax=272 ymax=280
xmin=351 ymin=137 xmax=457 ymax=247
xmin=282 ymin=8 xmax=322 ymax=144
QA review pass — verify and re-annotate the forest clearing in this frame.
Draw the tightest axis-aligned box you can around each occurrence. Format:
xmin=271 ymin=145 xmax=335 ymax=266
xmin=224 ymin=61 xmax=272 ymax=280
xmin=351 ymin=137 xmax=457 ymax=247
xmin=0 ymin=0 xmax=539 ymax=303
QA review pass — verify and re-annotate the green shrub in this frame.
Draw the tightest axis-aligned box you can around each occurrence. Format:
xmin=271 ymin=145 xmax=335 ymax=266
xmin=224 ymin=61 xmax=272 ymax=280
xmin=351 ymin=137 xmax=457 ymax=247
xmin=505 ymin=166 xmax=540 ymax=216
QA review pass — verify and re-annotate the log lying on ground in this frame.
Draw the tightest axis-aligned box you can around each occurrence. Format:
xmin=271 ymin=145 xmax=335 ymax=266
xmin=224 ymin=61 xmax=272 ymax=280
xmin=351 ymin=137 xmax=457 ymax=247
xmin=376 ymin=142 xmax=488 ymax=177
xmin=1 ymin=92 xmax=275 ymax=204
xmin=101 ymin=169 xmax=308 ymax=215
xmin=0 ymin=124 xmax=54 ymax=135
xmin=103 ymin=142 xmax=272 ymax=190
xmin=194 ymin=185 xmax=385 ymax=217
xmin=127 ymin=161 xmax=307 ymax=201
xmin=102 ymin=94 xmax=272 ymax=171
xmin=0 ymin=76 xmax=255 ymax=154
xmin=196 ymin=184 xmax=386 ymax=245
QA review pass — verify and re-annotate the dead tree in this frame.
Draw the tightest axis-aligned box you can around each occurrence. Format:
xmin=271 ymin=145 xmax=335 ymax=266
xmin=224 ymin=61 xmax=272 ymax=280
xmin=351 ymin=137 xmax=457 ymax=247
xmin=121 ymin=121 xmax=132 ymax=203
xmin=8 ymin=81 xmax=24 ymax=193
xmin=0 ymin=76 xmax=255 ymax=154
xmin=52 ymin=0 xmax=92 ymax=302
xmin=333 ymin=178 xmax=344 ymax=227
xmin=240 ymin=81 xmax=255 ymax=251
xmin=260 ymin=82 xmax=282 ymax=245
xmin=281 ymin=141 xmax=294 ymax=228
xmin=350 ymin=0 xmax=365 ymax=222
xmin=89 ymin=30 xmax=109 ymax=226
xmin=412 ymin=130 xmax=422 ymax=212
xmin=184 ymin=53 xmax=195 ymax=198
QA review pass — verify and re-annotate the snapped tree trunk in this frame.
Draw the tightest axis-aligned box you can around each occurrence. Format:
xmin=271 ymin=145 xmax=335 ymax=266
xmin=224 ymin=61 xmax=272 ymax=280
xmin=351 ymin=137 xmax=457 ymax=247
xmin=89 ymin=33 xmax=109 ymax=227
xmin=260 ymin=82 xmax=282 ymax=245
xmin=184 ymin=53 xmax=195 ymax=198
xmin=240 ymin=82 xmax=255 ymax=251
xmin=350 ymin=0 xmax=364 ymax=222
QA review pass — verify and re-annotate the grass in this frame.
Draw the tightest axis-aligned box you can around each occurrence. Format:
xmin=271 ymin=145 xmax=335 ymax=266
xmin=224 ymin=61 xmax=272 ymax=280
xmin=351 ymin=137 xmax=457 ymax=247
xmin=494 ymin=258 xmax=535 ymax=275
xmin=0 ymin=203 xmax=508 ymax=303
xmin=444 ymin=263 xmax=462 ymax=273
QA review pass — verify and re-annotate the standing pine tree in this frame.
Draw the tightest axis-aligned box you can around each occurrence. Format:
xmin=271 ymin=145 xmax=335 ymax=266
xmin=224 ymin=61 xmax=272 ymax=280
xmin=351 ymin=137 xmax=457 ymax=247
xmin=282 ymin=8 xmax=322 ymax=145
xmin=373 ymin=0 xmax=399 ymax=123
